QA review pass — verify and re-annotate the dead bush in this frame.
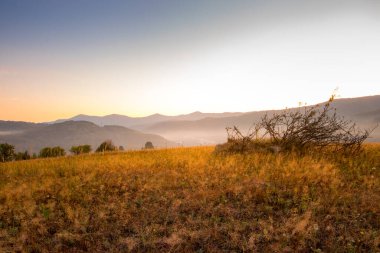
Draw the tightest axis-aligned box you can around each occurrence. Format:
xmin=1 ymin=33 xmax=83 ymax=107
xmin=217 ymin=96 xmax=374 ymax=155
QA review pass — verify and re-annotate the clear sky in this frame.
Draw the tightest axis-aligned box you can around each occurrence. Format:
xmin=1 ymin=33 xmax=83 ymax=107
xmin=1 ymin=0 xmax=380 ymax=122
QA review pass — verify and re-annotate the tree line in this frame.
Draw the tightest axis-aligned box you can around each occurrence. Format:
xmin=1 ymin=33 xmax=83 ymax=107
xmin=0 ymin=140 xmax=155 ymax=162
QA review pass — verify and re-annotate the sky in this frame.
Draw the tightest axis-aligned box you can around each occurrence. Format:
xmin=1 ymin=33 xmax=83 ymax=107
xmin=1 ymin=0 xmax=380 ymax=122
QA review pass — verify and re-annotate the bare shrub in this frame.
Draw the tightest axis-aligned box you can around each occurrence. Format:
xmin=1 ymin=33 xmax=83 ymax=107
xmin=215 ymin=126 xmax=270 ymax=154
xmin=218 ymin=96 xmax=374 ymax=155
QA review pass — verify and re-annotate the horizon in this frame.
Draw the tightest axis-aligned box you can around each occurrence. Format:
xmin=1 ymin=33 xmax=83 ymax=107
xmin=1 ymin=94 xmax=378 ymax=123
xmin=1 ymin=0 xmax=380 ymax=122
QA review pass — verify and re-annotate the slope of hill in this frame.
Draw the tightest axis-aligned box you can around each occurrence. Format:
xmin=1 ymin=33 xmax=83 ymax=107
xmin=330 ymin=95 xmax=380 ymax=120
xmin=0 ymin=121 xmax=172 ymax=153
xmin=0 ymin=120 xmax=45 ymax=131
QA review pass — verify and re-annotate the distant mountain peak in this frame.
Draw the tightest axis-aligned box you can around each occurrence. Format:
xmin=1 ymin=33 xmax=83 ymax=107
xmin=106 ymin=114 xmax=129 ymax=117
xmin=149 ymin=113 xmax=164 ymax=117
xmin=55 ymin=120 xmax=98 ymax=126
xmin=74 ymin=114 xmax=89 ymax=117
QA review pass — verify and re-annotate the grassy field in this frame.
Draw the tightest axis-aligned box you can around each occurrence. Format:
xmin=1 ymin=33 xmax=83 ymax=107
xmin=0 ymin=146 xmax=379 ymax=252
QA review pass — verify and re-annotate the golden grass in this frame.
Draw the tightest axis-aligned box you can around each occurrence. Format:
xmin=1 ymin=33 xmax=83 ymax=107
xmin=0 ymin=145 xmax=379 ymax=252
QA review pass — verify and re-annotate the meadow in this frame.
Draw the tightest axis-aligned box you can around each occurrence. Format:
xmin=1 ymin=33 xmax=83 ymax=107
xmin=0 ymin=145 xmax=379 ymax=252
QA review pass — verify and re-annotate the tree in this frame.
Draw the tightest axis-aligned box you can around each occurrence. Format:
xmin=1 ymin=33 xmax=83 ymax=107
xmin=51 ymin=146 xmax=66 ymax=157
xmin=96 ymin=140 xmax=116 ymax=152
xmin=39 ymin=147 xmax=51 ymax=158
xmin=70 ymin=145 xmax=92 ymax=155
xmin=119 ymin=146 xmax=124 ymax=151
xmin=14 ymin=151 xmax=31 ymax=161
xmin=144 ymin=141 xmax=154 ymax=149
xmin=0 ymin=143 xmax=15 ymax=162
xmin=39 ymin=146 xmax=66 ymax=158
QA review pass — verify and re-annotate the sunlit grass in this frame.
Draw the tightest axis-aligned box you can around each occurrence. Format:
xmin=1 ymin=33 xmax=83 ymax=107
xmin=0 ymin=145 xmax=379 ymax=252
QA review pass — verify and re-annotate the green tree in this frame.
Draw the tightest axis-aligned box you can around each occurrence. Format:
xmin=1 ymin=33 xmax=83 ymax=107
xmin=0 ymin=143 xmax=15 ymax=162
xmin=39 ymin=146 xmax=65 ymax=158
xmin=39 ymin=147 xmax=52 ymax=158
xmin=70 ymin=145 xmax=92 ymax=155
xmin=51 ymin=146 xmax=66 ymax=157
xmin=14 ymin=150 xmax=31 ymax=161
xmin=144 ymin=141 xmax=154 ymax=149
xmin=96 ymin=140 xmax=116 ymax=152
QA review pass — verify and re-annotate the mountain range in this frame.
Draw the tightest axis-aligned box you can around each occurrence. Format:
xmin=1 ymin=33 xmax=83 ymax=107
xmin=49 ymin=95 xmax=380 ymax=145
xmin=1 ymin=95 xmax=379 ymax=153
xmin=145 ymin=95 xmax=380 ymax=145
xmin=52 ymin=111 xmax=244 ymax=129
xmin=0 ymin=121 xmax=172 ymax=153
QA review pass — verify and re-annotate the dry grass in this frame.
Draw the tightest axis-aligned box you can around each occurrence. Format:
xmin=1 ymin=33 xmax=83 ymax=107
xmin=0 ymin=145 xmax=379 ymax=252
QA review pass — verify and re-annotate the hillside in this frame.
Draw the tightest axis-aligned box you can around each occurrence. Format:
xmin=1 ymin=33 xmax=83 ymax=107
xmin=0 ymin=121 xmax=46 ymax=134
xmin=0 ymin=121 xmax=172 ymax=153
xmin=0 ymin=146 xmax=379 ymax=252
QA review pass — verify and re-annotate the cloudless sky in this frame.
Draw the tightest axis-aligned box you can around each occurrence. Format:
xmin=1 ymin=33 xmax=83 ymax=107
xmin=1 ymin=0 xmax=380 ymax=122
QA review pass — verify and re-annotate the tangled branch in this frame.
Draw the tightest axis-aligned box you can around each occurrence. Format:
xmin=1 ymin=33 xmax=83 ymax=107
xmin=223 ymin=96 xmax=374 ymax=155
